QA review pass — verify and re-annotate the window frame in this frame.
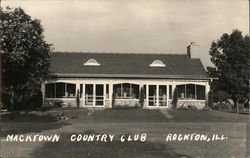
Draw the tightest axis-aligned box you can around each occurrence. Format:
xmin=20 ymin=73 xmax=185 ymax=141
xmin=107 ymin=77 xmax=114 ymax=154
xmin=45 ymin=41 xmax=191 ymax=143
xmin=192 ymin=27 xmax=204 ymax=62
xmin=83 ymin=59 xmax=100 ymax=66
xmin=149 ymin=60 xmax=166 ymax=67
xmin=176 ymin=84 xmax=205 ymax=101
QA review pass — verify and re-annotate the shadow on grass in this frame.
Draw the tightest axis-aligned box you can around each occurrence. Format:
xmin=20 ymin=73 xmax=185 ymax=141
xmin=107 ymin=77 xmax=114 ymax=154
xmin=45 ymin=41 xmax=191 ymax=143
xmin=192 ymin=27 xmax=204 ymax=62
xmin=32 ymin=132 xmax=191 ymax=158
xmin=168 ymin=109 xmax=249 ymax=122
xmin=0 ymin=111 xmax=71 ymax=137
xmin=1 ymin=111 xmax=59 ymax=122
xmin=87 ymin=108 xmax=167 ymax=123
xmin=0 ymin=121 xmax=71 ymax=137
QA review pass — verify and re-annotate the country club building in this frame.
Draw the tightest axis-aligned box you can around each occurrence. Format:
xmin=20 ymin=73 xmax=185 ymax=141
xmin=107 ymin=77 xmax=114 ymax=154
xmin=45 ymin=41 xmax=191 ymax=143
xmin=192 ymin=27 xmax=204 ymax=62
xmin=41 ymin=50 xmax=211 ymax=109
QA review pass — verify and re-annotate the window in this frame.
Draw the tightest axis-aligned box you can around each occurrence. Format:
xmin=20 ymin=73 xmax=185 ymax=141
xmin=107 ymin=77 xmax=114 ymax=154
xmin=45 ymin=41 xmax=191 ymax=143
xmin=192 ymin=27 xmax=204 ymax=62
xmin=113 ymin=83 xmax=139 ymax=99
xmin=176 ymin=84 xmax=205 ymax=100
xmin=186 ymin=84 xmax=195 ymax=99
xmin=80 ymin=84 xmax=83 ymax=98
xmin=56 ymin=83 xmax=65 ymax=98
xmin=149 ymin=60 xmax=166 ymax=67
xmin=45 ymin=82 xmax=76 ymax=98
xmin=45 ymin=83 xmax=55 ymax=98
xmin=66 ymin=83 xmax=76 ymax=98
xmin=177 ymin=85 xmax=185 ymax=99
xmin=143 ymin=85 xmax=147 ymax=99
xmin=159 ymin=85 xmax=167 ymax=106
xmin=148 ymin=85 xmax=157 ymax=106
xmin=106 ymin=84 xmax=109 ymax=99
xmin=169 ymin=85 xmax=172 ymax=99
xmin=84 ymin=59 xmax=100 ymax=66
xmin=96 ymin=84 xmax=104 ymax=106
xmin=196 ymin=85 xmax=205 ymax=100
xmin=85 ymin=84 xmax=93 ymax=105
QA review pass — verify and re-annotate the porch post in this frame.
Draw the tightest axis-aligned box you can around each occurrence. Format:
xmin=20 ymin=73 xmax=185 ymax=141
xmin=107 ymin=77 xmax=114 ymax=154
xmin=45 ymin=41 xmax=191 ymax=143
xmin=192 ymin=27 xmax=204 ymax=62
xmin=109 ymin=82 xmax=113 ymax=107
xmin=146 ymin=84 xmax=149 ymax=108
xmin=167 ymin=85 xmax=169 ymax=107
xmin=82 ymin=84 xmax=85 ymax=106
xmin=76 ymin=81 xmax=80 ymax=95
xmin=93 ymin=84 xmax=96 ymax=106
xmin=103 ymin=84 xmax=106 ymax=106
xmin=156 ymin=84 xmax=159 ymax=107
xmin=172 ymin=82 xmax=176 ymax=96
xmin=205 ymin=82 xmax=210 ymax=102
xmin=76 ymin=81 xmax=80 ymax=107
xmin=139 ymin=83 xmax=142 ymax=89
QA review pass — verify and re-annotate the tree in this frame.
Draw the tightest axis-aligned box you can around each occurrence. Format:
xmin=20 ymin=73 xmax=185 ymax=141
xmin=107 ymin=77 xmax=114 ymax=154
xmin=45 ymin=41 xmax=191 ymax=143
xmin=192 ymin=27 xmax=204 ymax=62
xmin=0 ymin=7 xmax=52 ymax=114
xmin=209 ymin=30 xmax=250 ymax=114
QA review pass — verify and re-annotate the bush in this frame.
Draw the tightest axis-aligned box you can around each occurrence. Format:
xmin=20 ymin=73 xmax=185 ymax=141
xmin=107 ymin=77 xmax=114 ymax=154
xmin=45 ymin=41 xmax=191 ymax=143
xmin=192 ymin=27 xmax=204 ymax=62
xmin=212 ymin=102 xmax=232 ymax=112
xmin=42 ymin=100 xmax=63 ymax=111
xmin=213 ymin=90 xmax=230 ymax=104
xmin=139 ymin=87 xmax=145 ymax=107
xmin=171 ymin=88 xmax=178 ymax=109
xmin=2 ymin=88 xmax=43 ymax=111
xmin=179 ymin=102 xmax=198 ymax=110
xmin=112 ymin=104 xmax=142 ymax=110
xmin=112 ymin=92 xmax=116 ymax=108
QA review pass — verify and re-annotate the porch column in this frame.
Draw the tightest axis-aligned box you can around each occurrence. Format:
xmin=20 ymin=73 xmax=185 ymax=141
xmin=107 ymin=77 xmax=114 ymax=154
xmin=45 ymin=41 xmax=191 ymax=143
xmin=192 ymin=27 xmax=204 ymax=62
xmin=146 ymin=84 xmax=149 ymax=108
xmin=156 ymin=85 xmax=159 ymax=107
xmin=93 ymin=84 xmax=96 ymax=106
xmin=103 ymin=84 xmax=106 ymax=106
xmin=82 ymin=84 xmax=85 ymax=106
xmin=139 ymin=83 xmax=143 ymax=89
xmin=41 ymin=81 xmax=45 ymax=106
xmin=172 ymin=82 xmax=176 ymax=96
xmin=109 ymin=82 xmax=113 ymax=107
xmin=76 ymin=81 xmax=80 ymax=95
xmin=167 ymin=85 xmax=169 ymax=107
xmin=205 ymin=82 xmax=210 ymax=102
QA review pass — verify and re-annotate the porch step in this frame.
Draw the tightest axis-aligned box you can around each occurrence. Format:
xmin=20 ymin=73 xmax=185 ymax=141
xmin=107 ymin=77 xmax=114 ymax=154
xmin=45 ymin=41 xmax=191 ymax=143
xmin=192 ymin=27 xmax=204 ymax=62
xmin=159 ymin=109 xmax=173 ymax=119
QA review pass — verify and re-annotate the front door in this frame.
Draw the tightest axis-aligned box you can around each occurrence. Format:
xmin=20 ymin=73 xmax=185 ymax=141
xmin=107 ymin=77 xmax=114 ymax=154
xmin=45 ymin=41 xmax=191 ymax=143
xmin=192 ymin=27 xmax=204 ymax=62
xmin=85 ymin=84 xmax=94 ymax=106
xmin=95 ymin=84 xmax=104 ymax=106
xmin=148 ymin=85 xmax=157 ymax=106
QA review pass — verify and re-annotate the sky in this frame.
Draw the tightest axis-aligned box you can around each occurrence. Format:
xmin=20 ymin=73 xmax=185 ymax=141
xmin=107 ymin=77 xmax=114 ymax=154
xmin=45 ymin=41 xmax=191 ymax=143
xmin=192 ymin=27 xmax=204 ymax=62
xmin=2 ymin=0 xmax=249 ymax=67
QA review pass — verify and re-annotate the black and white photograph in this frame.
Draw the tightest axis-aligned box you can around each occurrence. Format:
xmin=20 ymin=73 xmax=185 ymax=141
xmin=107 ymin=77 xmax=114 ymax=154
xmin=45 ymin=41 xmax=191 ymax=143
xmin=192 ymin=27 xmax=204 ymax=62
xmin=0 ymin=0 xmax=249 ymax=157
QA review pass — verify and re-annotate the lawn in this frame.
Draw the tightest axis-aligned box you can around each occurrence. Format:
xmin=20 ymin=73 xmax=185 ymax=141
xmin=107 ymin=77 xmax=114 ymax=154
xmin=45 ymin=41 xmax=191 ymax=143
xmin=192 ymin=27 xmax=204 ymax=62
xmin=1 ymin=108 xmax=249 ymax=158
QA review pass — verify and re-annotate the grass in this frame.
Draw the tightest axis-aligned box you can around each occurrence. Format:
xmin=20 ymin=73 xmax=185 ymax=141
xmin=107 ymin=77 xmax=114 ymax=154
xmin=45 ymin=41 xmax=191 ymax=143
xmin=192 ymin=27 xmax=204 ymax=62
xmin=1 ymin=108 xmax=249 ymax=158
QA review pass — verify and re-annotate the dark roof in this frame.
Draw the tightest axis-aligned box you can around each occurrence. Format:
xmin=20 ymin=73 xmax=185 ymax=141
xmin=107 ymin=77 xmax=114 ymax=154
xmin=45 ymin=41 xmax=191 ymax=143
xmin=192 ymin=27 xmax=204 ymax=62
xmin=50 ymin=52 xmax=208 ymax=79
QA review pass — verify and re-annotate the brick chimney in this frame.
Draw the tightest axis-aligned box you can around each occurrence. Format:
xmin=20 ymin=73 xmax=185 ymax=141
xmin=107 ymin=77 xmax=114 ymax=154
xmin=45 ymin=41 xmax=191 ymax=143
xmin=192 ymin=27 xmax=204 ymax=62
xmin=187 ymin=42 xmax=199 ymax=58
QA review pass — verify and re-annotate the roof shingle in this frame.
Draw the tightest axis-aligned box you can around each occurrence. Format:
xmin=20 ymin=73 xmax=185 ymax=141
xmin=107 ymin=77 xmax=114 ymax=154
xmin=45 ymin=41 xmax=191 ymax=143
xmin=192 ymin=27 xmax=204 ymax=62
xmin=50 ymin=52 xmax=208 ymax=79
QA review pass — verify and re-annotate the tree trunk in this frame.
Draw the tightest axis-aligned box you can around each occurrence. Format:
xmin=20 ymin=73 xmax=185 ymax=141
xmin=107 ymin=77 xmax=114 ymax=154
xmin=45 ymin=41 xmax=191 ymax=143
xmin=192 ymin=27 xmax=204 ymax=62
xmin=234 ymin=99 xmax=239 ymax=114
xmin=10 ymin=86 xmax=15 ymax=120
xmin=219 ymin=101 xmax=221 ymax=111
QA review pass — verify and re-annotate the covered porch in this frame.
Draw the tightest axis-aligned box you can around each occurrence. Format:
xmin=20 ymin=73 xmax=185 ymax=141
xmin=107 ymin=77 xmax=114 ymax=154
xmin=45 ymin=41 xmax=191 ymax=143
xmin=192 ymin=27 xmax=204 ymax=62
xmin=42 ymin=79 xmax=209 ymax=109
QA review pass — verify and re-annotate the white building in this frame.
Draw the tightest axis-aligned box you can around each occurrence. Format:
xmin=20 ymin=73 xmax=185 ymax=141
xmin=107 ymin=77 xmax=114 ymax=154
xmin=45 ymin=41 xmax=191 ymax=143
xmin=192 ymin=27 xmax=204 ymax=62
xmin=42 ymin=49 xmax=210 ymax=109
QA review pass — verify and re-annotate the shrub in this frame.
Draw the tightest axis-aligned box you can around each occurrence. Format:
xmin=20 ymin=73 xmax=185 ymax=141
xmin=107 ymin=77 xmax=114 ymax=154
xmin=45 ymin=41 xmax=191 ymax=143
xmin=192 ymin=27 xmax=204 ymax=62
xmin=213 ymin=102 xmax=232 ymax=112
xmin=139 ymin=87 xmax=145 ymax=107
xmin=76 ymin=89 xmax=80 ymax=108
xmin=171 ymin=88 xmax=178 ymax=109
xmin=208 ymin=90 xmax=213 ymax=108
xmin=179 ymin=102 xmax=198 ymax=110
xmin=112 ymin=92 xmax=116 ymax=108
xmin=42 ymin=100 xmax=63 ymax=111
xmin=2 ymin=88 xmax=43 ymax=111
xmin=53 ymin=100 xmax=64 ymax=108
xmin=213 ymin=90 xmax=230 ymax=104
xmin=112 ymin=104 xmax=141 ymax=110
